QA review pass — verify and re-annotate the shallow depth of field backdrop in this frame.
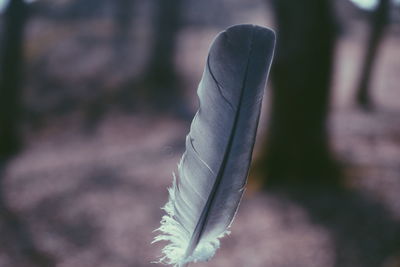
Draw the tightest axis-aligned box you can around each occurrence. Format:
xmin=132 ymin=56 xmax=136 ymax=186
xmin=0 ymin=0 xmax=400 ymax=267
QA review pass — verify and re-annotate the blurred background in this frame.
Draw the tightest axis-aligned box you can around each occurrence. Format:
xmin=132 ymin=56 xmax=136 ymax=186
xmin=0 ymin=0 xmax=400 ymax=266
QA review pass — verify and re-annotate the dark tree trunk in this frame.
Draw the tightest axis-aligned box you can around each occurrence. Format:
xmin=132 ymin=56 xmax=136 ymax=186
xmin=138 ymin=0 xmax=185 ymax=112
xmin=83 ymin=0 xmax=137 ymax=131
xmin=0 ymin=2 xmax=55 ymax=266
xmin=113 ymin=0 xmax=135 ymax=55
xmin=259 ymin=0 xmax=339 ymax=186
xmin=0 ymin=0 xmax=27 ymax=161
xmin=355 ymin=0 xmax=390 ymax=111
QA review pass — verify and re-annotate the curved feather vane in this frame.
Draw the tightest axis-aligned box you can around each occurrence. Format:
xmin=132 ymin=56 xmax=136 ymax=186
xmin=153 ymin=24 xmax=275 ymax=267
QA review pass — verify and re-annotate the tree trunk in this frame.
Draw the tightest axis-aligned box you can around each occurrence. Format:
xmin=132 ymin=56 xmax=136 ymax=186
xmin=113 ymin=0 xmax=135 ymax=56
xmin=139 ymin=0 xmax=185 ymax=112
xmin=0 ymin=2 xmax=55 ymax=266
xmin=355 ymin=0 xmax=390 ymax=111
xmin=259 ymin=0 xmax=339 ymax=186
xmin=0 ymin=0 xmax=27 ymax=161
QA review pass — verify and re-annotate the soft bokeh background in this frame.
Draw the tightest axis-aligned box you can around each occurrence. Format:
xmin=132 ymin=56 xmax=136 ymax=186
xmin=0 ymin=0 xmax=400 ymax=267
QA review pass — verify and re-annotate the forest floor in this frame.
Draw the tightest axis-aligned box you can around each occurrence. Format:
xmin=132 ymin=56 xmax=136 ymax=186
xmin=1 ymin=20 xmax=400 ymax=267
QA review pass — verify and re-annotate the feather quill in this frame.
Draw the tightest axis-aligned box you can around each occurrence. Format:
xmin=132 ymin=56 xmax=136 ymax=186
xmin=153 ymin=24 xmax=275 ymax=267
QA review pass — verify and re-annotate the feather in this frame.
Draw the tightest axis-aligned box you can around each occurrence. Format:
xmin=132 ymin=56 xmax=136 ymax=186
xmin=153 ymin=24 xmax=275 ymax=267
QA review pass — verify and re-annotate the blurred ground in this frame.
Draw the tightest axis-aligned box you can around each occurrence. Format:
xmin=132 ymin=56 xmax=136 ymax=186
xmin=1 ymin=1 xmax=400 ymax=267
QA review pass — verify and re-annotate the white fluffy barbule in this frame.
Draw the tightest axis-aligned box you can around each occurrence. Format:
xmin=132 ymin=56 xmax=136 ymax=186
xmin=153 ymin=171 xmax=229 ymax=267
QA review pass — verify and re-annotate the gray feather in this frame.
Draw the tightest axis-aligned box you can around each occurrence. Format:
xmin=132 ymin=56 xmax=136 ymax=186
xmin=154 ymin=24 xmax=275 ymax=267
